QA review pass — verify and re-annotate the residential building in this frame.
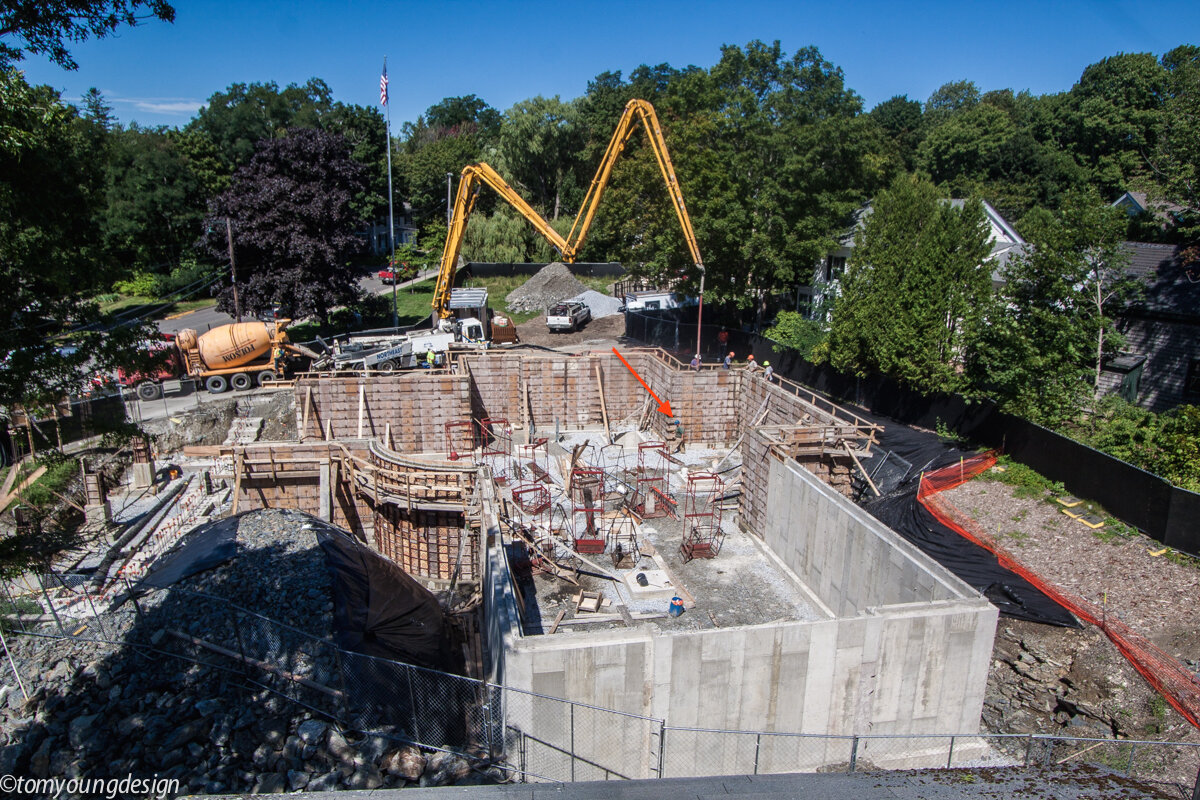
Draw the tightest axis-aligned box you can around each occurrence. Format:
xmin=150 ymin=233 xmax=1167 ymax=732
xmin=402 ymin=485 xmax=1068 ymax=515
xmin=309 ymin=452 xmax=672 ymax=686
xmin=1099 ymin=242 xmax=1200 ymax=412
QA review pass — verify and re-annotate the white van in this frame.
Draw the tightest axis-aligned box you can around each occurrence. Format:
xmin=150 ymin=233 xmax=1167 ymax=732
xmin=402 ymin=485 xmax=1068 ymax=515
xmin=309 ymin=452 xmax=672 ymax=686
xmin=622 ymin=291 xmax=695 ymax=312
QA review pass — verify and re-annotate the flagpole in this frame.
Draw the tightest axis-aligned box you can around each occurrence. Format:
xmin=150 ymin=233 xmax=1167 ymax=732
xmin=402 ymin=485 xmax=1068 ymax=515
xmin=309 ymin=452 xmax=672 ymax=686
xmin=382 ymin=56 xmax=398 ymax=328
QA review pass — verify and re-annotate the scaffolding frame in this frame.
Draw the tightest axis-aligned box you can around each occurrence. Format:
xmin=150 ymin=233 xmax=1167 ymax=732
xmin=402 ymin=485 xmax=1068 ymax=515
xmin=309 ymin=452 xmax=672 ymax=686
xmin=633 ymin=441 xmax=670 ymax=519
xmin=479 ymin=417 xmax=513 ymax=484
xmin=680 ymin=471 xmax=724 ymax=562
xmin=445 ymin=420 xmax=478 ymax=461
xmin=569 ymin=467 xmax=607 ymax=554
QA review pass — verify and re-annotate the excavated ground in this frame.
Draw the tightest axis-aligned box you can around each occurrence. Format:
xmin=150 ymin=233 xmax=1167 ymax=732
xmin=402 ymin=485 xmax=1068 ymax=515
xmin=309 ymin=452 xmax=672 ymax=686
xmin=942 ymin=475 xmax=1200 ymax=787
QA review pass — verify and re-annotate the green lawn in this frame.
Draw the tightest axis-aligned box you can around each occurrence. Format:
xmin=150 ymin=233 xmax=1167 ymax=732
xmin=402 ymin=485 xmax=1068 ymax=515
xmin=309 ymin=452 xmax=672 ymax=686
xmin=99 ymin=294 xmax=217 ymax=319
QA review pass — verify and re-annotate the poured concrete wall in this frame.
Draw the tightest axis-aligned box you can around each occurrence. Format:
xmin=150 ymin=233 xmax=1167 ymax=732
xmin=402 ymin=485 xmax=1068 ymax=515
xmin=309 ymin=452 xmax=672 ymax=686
xmin=762 ymin=456 xmax=966 ymax=615
xmin=489 ymin=457 xmax=997 ymax=779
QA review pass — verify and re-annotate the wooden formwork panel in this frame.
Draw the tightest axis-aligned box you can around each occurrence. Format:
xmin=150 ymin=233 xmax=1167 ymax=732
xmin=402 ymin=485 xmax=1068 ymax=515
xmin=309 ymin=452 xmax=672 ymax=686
xmin=374 ymin=505 xmax=477 ymax=581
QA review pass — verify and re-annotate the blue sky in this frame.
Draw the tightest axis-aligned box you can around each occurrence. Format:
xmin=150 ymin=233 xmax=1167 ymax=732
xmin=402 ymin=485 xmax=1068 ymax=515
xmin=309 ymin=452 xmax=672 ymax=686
xmin=15 ymin=0 xmax=1198 ymax=130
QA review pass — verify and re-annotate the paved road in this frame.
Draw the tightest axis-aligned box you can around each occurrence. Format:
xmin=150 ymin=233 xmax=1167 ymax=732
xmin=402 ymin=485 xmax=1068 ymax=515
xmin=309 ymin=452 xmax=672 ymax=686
xmin=156 ymin=268 xmax=438 ymax=336
xmin=121 ymin=380 xmax=261 ymax=423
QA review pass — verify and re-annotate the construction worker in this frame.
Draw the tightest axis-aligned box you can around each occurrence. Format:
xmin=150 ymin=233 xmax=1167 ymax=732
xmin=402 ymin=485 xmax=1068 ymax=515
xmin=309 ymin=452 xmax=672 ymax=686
xmin=763 ymin=361 xmax=774 ymax=382
xmin=425 ymin=348 xmax=436 ymax=369
xmin=723 ymin=351 xmax=734 ymax=370
xmin=670 ymin=418 xmax=685 ymax=453
xmin=744 ymin=354 xmax=759 ymax=373
xmin=690 ymin=354 xmax=701 ymax=370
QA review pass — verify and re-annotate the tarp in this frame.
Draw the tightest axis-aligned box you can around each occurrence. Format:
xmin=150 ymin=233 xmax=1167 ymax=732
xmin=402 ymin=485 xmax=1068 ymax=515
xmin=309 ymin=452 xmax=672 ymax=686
xmin=137 ymin=514 xmax=241 ymax=589
xmin=315 ymin=522 xmax=460 ymax=673
xmin=855 ymin=406 xmax=1079 ymax=627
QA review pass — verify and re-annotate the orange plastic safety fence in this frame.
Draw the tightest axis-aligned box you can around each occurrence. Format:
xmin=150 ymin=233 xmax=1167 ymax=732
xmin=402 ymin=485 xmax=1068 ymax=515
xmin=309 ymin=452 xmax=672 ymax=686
xmin=918 ymin=455 xmax=1200 ymax=731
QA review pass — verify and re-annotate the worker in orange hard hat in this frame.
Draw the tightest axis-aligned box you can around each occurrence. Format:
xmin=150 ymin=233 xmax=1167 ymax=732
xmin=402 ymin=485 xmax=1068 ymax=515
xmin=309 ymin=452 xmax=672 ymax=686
xmin=745 ymin=354 xmax=759 ymax=373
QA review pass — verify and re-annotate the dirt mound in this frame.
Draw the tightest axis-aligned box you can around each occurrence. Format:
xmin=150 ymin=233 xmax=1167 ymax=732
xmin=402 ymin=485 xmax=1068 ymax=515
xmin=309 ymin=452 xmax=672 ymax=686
xmin=505 ymin=262 xmax=588 ymax=313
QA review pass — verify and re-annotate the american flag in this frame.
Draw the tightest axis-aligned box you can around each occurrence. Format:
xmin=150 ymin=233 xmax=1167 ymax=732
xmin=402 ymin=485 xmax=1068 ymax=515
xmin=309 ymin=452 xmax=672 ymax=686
xmin=380 ymin=61 xmax=389 ymax=106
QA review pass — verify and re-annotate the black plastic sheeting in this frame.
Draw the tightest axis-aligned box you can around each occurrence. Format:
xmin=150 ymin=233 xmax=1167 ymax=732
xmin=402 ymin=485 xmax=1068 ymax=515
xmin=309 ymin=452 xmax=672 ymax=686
xmin=137 ymin=514 xmax=241 ymax=589
xmin=316 ymin=523 xmax=461 ymax=674
xmin=854 ymin=407 xmax=1079 ymax=628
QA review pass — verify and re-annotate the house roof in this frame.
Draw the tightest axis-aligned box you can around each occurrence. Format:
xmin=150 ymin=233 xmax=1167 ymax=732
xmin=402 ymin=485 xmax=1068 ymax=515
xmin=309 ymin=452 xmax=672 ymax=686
xmin=1111 ymin=191 xmax=1186 ymax=221
xmin=1122 ymin=241 xmax=1200 ymax=320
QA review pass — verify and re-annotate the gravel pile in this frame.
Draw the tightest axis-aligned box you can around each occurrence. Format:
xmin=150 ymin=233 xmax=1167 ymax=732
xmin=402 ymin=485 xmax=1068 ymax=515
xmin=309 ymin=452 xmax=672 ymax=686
xmin=0 ymin=509 xmax=492 ymax=794
xmin=569 ymin=290 xmax=623 ymax=319
xmin=505 ymin=262 xmax=588 ymax=313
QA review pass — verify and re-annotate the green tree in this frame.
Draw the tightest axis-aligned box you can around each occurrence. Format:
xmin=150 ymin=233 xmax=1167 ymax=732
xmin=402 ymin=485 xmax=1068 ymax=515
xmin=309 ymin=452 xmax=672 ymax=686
xmin=0 ymin=0 xmax=174 ymax=70
xmin=968 ymin=191 xmax=1129 ymax=426
xmin=764 ymin=310 xmax=826 ymax=359
xmin=187 ymin=79 xmax=336 ymax=172
xmin=870 ymin=95 xmax=923 ymax=169
xmin=102 ymin=125 xmax=209 ymax=273
xmin=1058 ymin=52 xmax=1168 ymax=194
xmin=498 ymin=95 xmax=583 ymax=219
xmin=826 ymin=174 xmax=992 ymax=393
xmin=0 ymin=69 xmax=152 ymax=408
xmin=1146 ymin=45 xmax=1200 ymax=249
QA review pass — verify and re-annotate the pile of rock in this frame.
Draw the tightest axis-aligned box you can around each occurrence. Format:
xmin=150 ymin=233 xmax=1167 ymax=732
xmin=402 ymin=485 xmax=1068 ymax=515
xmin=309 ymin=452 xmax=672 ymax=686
xmin=505 ymin=262 xmax=588 ymax=313
xmin=0 ymin=509 xmax=498 ymax=793
xmin=569 ymin=289 xmax=624 ymax=319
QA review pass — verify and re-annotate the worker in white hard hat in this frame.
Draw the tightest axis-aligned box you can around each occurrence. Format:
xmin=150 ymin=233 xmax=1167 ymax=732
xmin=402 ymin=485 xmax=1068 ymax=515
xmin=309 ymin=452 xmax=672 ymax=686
xmin=690 ymin=354 xmax=701 ymax=370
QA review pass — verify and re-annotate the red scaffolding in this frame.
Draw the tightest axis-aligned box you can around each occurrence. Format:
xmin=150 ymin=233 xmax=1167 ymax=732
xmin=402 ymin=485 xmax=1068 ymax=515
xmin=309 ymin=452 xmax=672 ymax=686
xmin=633 ymin=441 xmax=671 ymax=518
xmin=569 ymin=467 xmax=607 ymax=554
xmin=680 ymin=472 xmax=724 ymax=562
xmin=444 ymin=420 xmax=478 ymax=461
xmin=479 ymin=417 xmax=513 ymax=484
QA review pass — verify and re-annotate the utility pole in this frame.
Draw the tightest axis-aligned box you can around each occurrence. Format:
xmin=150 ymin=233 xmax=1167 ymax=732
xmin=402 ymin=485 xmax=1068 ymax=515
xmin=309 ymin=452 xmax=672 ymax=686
xmin=225 ymin=218 xmax=241 ymax=322
xmin=446 ymin=172 xmax=453 ymax=227
xmin=382 ymin=57 xmax=398 ymax=328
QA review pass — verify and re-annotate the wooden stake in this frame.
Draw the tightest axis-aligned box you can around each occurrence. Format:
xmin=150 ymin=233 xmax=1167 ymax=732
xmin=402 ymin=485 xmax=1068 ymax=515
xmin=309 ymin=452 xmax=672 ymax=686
xmin=548 ymin=609 xmax=566 ymax=634
xmin=356 ymin=384 xmax=365 ymax=439
xmin=231 ymin=453 xmax=243 ymax=514
xmin=301 ymin=385 xmax=312 ymax=440
xmin=595 ymin=364 xmax=611 ymax=443
xmin=844 ymin=442 xmax=880 ymax=497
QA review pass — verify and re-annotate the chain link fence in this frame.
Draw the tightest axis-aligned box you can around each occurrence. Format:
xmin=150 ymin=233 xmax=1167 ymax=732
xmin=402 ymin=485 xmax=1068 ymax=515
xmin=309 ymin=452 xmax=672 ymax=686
xmin=4 ymin=577 xmax=1199 ymax=793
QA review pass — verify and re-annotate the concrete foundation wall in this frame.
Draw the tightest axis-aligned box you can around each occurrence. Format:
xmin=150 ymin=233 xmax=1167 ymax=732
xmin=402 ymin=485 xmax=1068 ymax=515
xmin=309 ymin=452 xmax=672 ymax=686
xmin=762 ymin=458 xmax=969 ymax=615
xmin=497 ymin=576 xmax=995 ymax=777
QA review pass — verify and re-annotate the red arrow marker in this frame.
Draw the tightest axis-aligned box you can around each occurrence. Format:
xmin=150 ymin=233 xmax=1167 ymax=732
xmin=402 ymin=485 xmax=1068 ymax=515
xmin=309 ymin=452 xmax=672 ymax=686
xmin=611 ymin=347 xmax=673 ymax=417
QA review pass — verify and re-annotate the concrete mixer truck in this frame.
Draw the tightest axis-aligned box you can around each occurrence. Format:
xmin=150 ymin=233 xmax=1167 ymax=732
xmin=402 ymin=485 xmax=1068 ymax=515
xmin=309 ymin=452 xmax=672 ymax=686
xmin=173 ymin=319 xmax=317 ymax=393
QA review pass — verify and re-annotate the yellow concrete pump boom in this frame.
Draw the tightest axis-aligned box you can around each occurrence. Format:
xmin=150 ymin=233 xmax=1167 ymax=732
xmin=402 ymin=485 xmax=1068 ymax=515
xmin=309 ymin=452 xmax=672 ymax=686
xmin=433 ymin=163 xmax=569 ymax=319
xmin=564 ymin=99 xmax=703 ymax=269
xmin=432 ymin=99 xmax=704 ymax=321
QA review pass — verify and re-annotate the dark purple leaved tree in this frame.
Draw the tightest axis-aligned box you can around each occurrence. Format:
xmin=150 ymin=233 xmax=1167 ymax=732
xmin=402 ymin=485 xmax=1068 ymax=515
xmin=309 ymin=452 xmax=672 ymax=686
xmin=199 ymin=127 xmax=368 ymax=323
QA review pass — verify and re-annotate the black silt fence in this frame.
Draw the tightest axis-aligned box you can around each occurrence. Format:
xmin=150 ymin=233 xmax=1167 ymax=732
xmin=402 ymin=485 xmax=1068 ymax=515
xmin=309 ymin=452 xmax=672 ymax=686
xmin=626 ymin=309 xmax=1200 ymax=556
xmin=463 ymin=262 xmax=626 ymax=278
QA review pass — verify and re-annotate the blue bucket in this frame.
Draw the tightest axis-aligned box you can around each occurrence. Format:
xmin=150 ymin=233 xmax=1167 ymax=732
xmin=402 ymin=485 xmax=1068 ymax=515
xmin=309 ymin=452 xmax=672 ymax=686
xmin=668 ymin=596 xmax=684 ymax=617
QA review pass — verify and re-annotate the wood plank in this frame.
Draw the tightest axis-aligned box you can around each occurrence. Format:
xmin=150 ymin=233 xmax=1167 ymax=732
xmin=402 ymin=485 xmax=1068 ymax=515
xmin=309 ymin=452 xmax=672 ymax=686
xmin=1 ymin=465 xmax=47 ymax=510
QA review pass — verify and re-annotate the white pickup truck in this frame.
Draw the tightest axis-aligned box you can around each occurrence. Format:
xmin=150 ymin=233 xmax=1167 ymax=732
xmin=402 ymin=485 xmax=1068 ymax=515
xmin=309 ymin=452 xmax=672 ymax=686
xmin=546 ymin=301 xmax=592 ymax=333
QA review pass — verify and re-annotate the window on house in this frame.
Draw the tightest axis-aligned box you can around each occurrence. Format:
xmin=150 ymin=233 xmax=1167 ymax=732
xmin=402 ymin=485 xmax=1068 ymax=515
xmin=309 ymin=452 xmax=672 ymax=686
xmin=1186 ymin=358 xmax=1200 ymax=398
xmin=796 ymin=288 xmax=815 ymax=320
xmin=824 ymin=256 xmax=846 ymax=282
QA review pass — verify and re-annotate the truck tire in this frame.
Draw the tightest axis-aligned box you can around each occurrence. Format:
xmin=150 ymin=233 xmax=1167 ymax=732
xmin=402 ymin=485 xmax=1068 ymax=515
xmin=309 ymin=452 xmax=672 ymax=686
xmin=256 ymin=370 xmax=278 ymax=387
xmin=205 ymin=375 xmax=228 ymax=393
xmin=230 ymin=372 xmax=252 ymax=391
xmin=376 ymin=360 xmax=397 ymax=372
xmin=136 ymin=381 xmax=161 ymax=401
